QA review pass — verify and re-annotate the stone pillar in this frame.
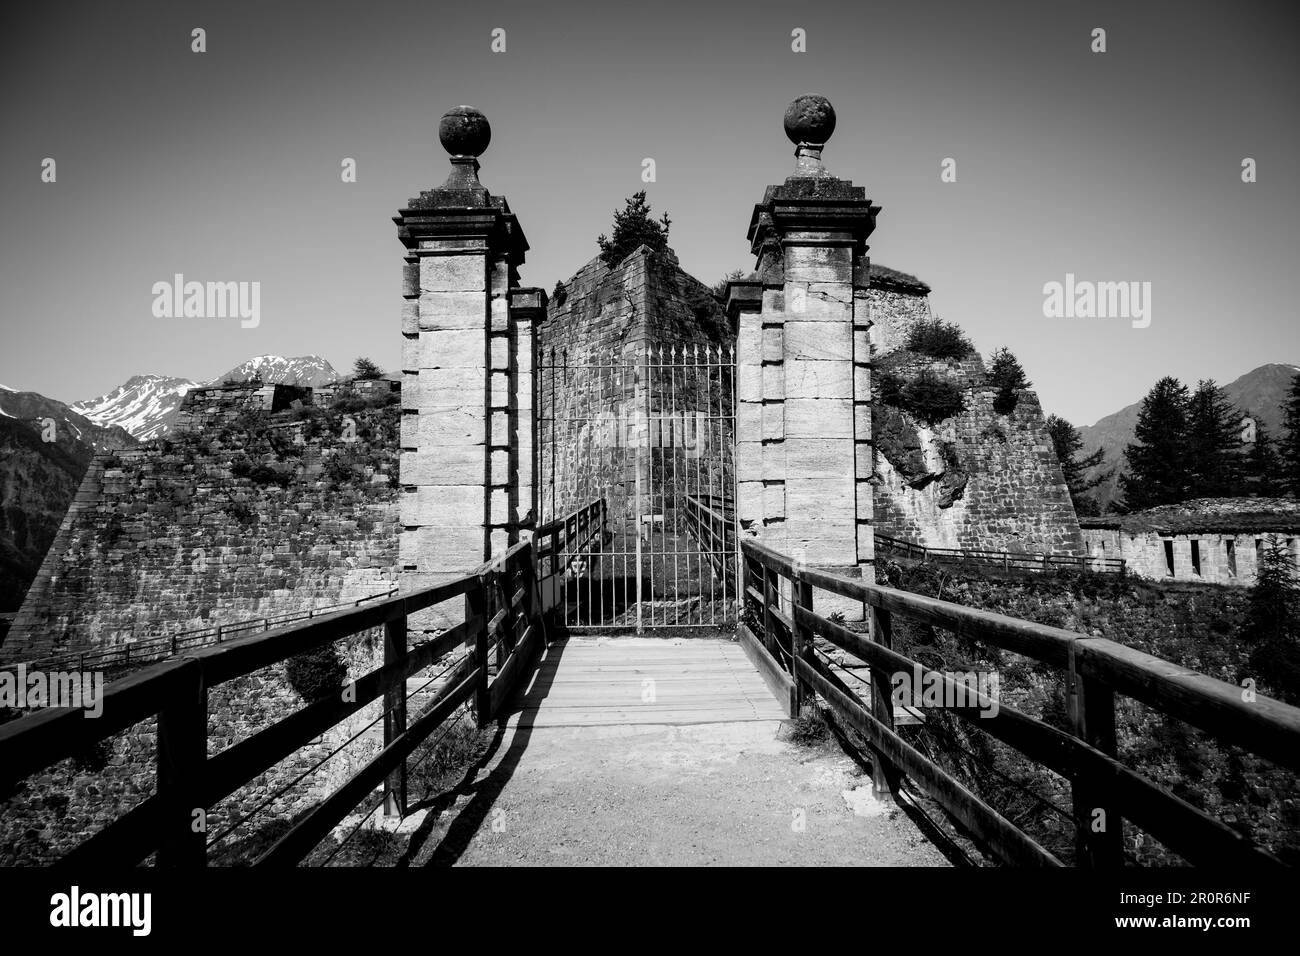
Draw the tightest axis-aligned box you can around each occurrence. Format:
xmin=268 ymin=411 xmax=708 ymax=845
xmin=729 ymin=96 xmax=880 ymax=612
xmin=395 ymin=106 xmax=530 ymax=631
xmin=508 ymin=287 xmax=546 ymax=542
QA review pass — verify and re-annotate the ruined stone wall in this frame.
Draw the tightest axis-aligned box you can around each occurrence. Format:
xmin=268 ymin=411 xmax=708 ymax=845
xmin=1081 ymin=527 xmax=1290 ymax=586
xmin=0 ymin=400 xmax=413 ymax=864
xmin=865 ymin=284 xmax=932 ymax=355
xmin=171 ymin=382 xmax=312 ymax=434
xmin=4 ymin=402 xmax=400 ymax=661
xmin=873 ymin=385 xmax=1084 ymax=556
xmin=538 ymin=246 xmax=732 ymax=529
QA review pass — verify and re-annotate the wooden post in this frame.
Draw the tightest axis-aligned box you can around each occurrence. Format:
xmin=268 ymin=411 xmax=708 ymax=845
xmin=762 ymin=565 xmax=780 ymax=665
xmin=1068 ymin=644 xmax=1123 ymax=866
xmin=382 ymin=613 xmax=408 ymax=818
xmin=469 ymin=575 xmax=491 ymax=726
xmin=868 ymin=605 xmax=901 ymax=800
xmin=157 ymin=660 xmax=207 ymax=867
xmin=790 ymin=569 xmax=814 ymax=713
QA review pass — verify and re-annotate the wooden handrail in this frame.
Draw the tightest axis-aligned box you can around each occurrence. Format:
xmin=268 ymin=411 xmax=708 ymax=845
xmin=874 ymin=532 xmax=1126 ymax=575
xmin=0 ymin=505 xmax=591 ymax=867
xmin=739 ymin=537 xmax=1300 ymax=867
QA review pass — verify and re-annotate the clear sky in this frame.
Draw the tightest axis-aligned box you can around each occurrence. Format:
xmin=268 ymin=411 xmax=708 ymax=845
xmin=1 ymin=0 xmax=1296 ymax=427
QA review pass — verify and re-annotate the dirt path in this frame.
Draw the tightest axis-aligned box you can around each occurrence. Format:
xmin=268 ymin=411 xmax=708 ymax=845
xmin=405 ymin=636 xmax=950 ymax=867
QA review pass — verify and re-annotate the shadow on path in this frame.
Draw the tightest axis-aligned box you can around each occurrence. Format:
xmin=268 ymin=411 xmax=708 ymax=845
xmin=404 ymin=635 xmax=571 ymax=867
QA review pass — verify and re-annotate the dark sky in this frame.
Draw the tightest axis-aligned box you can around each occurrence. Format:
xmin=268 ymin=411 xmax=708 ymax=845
xmin=2 ymin=0 xmax=1296 ymax=425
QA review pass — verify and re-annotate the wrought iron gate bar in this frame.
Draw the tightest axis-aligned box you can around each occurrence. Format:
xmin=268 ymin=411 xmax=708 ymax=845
xmin=538 ymin=343 xmax=737 ymax=631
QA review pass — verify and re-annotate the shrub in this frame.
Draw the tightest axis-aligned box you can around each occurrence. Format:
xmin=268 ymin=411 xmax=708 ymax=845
xmin=552 ymin=280 xmax=567 ymax=307
xmin=789 ymin=703 xmax=831 ymax=746
xmin=906 ymin=318 xmax=973 ymax=360
xmin=227 ymin=499 xmax=255 ymax=526
xmin=284 ymin=645 xmax=347 ymax=702
xmin=230 ymin=457 xmax=292 ymax=487
xmin=880 ymin=370 xmax=967 ymax=424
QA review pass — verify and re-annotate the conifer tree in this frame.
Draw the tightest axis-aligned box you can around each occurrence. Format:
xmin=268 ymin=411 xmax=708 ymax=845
xmin=1046 ymin=414 xmax=1107 ymax=516
xmin=1281 ymin=370 xmax=1300 ymax=497
xmin=1245 ymin=535 xmax=1300 ymax=704
xmin=597 ymin=191 xmax=671 ymax=269
xmin=352 ymin=357 xmax=385 ymax=381
xmin=1119 ymin=377 xmax=1191 ymax=510
xmin=1246 ymin=422 xmax=1285 ymax=497
xmin=988 ymin=347 xmax=1031 ymax=415
xmin=1185 ymin=379 xmax=1244 ymax=498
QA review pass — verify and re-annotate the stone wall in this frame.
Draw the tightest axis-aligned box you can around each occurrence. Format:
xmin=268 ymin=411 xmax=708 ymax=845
xmin=1081 ymin=498 xmax=1300 ymax=586
xmin=873 ymin=385 xmax=1085 ymax=556
xmin=3 ymin=402 xmax=400 ymax=661
xmin=538 ymin=245 xmax=732 ymax=581
xmin=0 ymin=399 xmax=417 ymax=864
xmin=171 ymin=382 xmax=312 ymax=434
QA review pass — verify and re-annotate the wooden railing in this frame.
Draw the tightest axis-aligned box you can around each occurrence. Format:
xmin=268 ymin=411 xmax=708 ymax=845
xmin=681 ymin=494 xmax=735 ymax=583
xmin=532 ymin=499 xmax=607 ymax=613
xmin=740 ymin=537 xmax=1300 ymax=867
xmin=0 ymin=532 xmax=561 ymax=867
xmin=875 ymin=533 xmax=1126 ymax=576
xmin=0 ymin=588 xmax=400 ymax=677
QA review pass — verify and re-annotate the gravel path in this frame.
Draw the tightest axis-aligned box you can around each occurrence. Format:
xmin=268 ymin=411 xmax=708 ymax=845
xmin=406 ymin=637 xmax=950 ymax=867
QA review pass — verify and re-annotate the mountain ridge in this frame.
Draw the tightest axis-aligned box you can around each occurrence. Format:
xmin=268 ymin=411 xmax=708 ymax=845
xmin=1075 ymin=363 xmax=1298 ymax=512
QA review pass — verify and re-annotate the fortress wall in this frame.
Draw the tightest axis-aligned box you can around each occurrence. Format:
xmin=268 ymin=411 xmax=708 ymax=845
xmin=3 ymin=403 xmax=400 ymax=662
xmin=873 ymin=388 xmax=1084 ymax=556
xmin=0 ymin=401 xmax=409 ymax=864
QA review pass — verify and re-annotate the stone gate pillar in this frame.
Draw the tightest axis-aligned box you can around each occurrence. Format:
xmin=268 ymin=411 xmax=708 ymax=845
xmin=395 ymin=106 xmax=531 ymax=630
xmin=729 ymin=96 xmax=879 ymax=609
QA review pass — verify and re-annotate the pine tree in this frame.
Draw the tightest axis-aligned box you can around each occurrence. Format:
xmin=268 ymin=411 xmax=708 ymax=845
xmin=1119 ymin=376 xmax=1191 ymax=510
xmin=1282 ymin=370 xmax=1300 ymax=497
xmin=1185 ymin=379 xmax=1244 ymax=498
xmin=596 ymin=191 xmax=671 ymax=269
xmin=352 ymin=357 xmax=385 ymax=381
xmin=1046 ymin=414 xmax=1108 ymax=516
xmin=1245 ymin=535 xmax=1300 ymax=704
xmin=988 ymin=347 xmax=1031 ymax=415
xmin=1246 ymin=422 xmax=1285 ymax=497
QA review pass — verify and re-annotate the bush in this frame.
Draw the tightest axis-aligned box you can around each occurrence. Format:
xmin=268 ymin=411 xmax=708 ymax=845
xmin=230 ymin=457 xmax=292 ymax=487
xmin=789 ymin=704 xmax=831 ymax=746
xmin=880 ymin=370 xmax=967 ymax=424
xmin=906 ymin=319 xmax=973 ymax=360
xmin=284 ymin=645 xmax=347 ymax=702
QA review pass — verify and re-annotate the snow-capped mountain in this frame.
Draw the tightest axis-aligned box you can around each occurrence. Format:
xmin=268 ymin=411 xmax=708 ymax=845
xmin=71 ymin=355 xmax=341 ymax=441
xmin=215 ymin=355 xmax=339 ymax=389
xmin=71 ymin=374 xmax=199 ymax=442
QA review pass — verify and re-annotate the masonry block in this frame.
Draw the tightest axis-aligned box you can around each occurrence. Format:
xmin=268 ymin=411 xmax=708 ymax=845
xmin=785 ymin=399 xmax=852 ymax=439
xmin=784 ymin=360 xmax=852 ymax=400
xmin=420 ymin=254 xmax=486 ymax=294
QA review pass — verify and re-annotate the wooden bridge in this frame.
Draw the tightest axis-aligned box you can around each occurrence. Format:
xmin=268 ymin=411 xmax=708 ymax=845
xmin=1 ymin=498 xmax=1297 ymax=867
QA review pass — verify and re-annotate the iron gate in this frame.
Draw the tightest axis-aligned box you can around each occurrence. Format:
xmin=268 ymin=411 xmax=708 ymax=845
xmin=537 ymin=343 xmax=738 ymax=631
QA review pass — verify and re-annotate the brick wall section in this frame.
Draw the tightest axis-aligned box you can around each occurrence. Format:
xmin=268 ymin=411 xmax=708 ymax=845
xmin=3 ymin=403 xmax=400 ymax=661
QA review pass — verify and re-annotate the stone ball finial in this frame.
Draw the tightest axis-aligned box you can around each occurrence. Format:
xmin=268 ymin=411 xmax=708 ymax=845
xmin=439 ymin=105 xmax=491 ymax=158
xmin=784 ymin=94 xmax=836 ymax=146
